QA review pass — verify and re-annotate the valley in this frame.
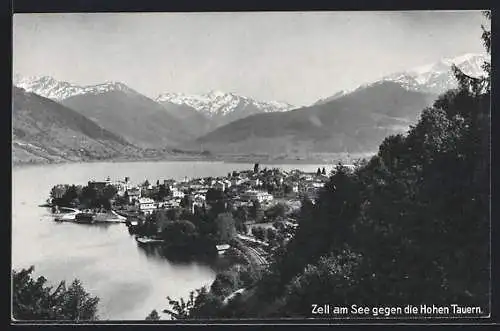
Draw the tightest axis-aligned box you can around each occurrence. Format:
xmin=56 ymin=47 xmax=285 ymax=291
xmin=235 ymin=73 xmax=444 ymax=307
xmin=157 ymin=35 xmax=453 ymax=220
xmin=12 ymin=52 xmax=488 ymax=166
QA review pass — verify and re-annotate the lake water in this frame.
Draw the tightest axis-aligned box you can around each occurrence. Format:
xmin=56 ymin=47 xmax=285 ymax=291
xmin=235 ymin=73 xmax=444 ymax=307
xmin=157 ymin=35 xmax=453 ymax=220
xmin=12 ymin=160 xmax=331 ymax=320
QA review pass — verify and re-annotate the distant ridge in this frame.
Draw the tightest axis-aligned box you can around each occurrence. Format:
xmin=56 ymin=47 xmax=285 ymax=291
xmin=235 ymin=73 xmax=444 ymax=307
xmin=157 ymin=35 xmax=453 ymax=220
xmin=12 ymin=86 xmax=140 ymax=165
xmin=190 ymin=81 xmax=437 ymax=156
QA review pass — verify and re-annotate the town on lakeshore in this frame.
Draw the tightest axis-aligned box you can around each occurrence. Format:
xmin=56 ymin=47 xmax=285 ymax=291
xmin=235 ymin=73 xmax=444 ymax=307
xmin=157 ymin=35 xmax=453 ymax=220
xmin=47 ymin=163 xmax=353 ymax=261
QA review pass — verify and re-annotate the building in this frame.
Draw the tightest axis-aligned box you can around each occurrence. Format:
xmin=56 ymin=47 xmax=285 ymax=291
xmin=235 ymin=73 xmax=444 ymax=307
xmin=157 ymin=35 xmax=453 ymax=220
xmin=284 ymin=220 xmax=299 ymax=230
xmin=112 ymin=178 xmax=131 ymax=195
xmin=301 ymin=174 xmax=314 ymax=181
xmin=171 ymin=187 xmax=185 ymax=199
xmin=138 ymin=197 xmax=156 ymax=215
xmin=51 ymin=185 xmax=66 ymax=199
xmin=216 ymin=244 xmax=231 ymax=255
xmin=162 ymin=199 xmax=180 ymax=209
xmin=233 ymin=200 xmax=252 ymax=208
xmin=311 ymin=182 xmax=325 ymax=189
xmin=176 ymin=182 xmax=190 ymax=192
xmin=126 ymin=188 xmax=142 ymax=204
xmin=240 ymin=190 xmax=274 ymax=203
xmin=193 ymin=188 xmax=208 ymax=196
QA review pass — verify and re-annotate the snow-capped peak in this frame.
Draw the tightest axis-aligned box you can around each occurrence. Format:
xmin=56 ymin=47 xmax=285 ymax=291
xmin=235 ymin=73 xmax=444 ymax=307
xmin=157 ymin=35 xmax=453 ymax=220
xmin=315 ymin=52 xmax=489 ymax=105
xmin=156 ymin=90 xmax=295 ymax=117
xmin=13 ymin=75 xmax=138 ymax=101
xmin=441 ymin=53 xmax=486 ymax=67
xmin=382 ymin=52 xmax=489 ymax=93
xmin=86 ymin=81 xmax=136 ymax=95
xmin=207 ymin=90 xmax=229 ymax=98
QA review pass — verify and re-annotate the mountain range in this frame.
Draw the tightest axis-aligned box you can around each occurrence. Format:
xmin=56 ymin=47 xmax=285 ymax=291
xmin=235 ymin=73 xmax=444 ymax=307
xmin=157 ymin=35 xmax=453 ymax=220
xmin=14 ymin=76 xmax=296 ymax=137
xmin=12 ymin=52 xmax=489 ymax=164
xmin=156 ymin=91 xmax=295 ymax=133
xmin=189 ymin=53 xmax=489 ymax=157
xmin=189 ymin=81 xmax=438 ymax=157
xmin=13 ymin=76 xmax=196 ymax=148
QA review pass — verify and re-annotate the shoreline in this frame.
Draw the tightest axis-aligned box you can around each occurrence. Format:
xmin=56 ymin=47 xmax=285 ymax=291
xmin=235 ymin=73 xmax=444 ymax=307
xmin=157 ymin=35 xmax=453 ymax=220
xmin=28 ymin=156 xmax=336 ymax=318
xmin=13 ymin=152 xmax=374 ymax=169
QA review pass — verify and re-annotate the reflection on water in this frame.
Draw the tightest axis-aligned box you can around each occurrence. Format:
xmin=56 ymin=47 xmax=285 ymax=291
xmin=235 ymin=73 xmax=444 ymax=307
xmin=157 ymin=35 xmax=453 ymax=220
xmin=136 ymin=244 xmax=163 ymax=259
xmin=73 ymin=222 xmax=115 ymax=230
xmin=12 ymin=160 xmax=327 ymax=320
xmin=134 ymin=242 xmax=217 ymax=269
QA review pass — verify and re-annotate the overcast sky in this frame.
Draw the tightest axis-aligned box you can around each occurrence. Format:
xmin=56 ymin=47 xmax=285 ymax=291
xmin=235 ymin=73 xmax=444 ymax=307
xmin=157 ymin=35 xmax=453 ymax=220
xmin=13 ymin=11 xmax=488 ymax=106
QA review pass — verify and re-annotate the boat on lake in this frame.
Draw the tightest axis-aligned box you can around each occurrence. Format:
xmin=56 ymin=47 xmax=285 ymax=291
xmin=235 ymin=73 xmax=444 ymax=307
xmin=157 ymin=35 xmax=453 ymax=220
xmin=135 ymin=236 xmax=164 ymax=245
xmin=54 ymin=212 xmax=78 ymax=222
xmin=51 ymin=206 xmax=80 ymax=214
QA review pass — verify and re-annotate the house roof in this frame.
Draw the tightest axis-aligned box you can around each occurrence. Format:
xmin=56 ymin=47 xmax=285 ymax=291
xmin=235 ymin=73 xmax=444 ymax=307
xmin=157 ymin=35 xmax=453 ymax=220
xmin=138 ymin=197 xmax=154 ymax=203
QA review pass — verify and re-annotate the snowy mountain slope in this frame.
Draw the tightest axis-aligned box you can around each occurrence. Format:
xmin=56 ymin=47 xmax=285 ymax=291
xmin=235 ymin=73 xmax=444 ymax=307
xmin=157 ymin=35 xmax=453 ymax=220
xmin=315 ymin=53 xmax=489 ymax=105
xmin=13 ymin=75 xmax=140 ymax=101
xmin=12 ymin=75 xmax=297 ymax=138
xmin=156 ymin=90 xmax=294 ymax=117
xmin=13 ymin=75 xmax=196 ymax=147
xmin=384 ymin=53 xmax=488 ymax=93
xmin=13 ymin=75 xmax=297 ymax=117
xmin=156 ymin=90 xmax=296 ymax=131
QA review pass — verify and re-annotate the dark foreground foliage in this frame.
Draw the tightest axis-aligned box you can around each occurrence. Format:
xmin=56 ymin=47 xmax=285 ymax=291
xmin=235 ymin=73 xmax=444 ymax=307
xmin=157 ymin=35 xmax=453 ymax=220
xmin=157 ymin=12 xmax=491 ymax=320
xmin=12 ymin=266 xmax=100 ymax=321
xmin=244 ymin=12 xmax=491 ymax=318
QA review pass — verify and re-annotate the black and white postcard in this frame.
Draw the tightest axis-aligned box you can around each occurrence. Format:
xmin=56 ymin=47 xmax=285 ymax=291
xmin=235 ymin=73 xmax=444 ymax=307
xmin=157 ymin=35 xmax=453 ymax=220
xmin=11 ymin=9 xmax=492 ymax=324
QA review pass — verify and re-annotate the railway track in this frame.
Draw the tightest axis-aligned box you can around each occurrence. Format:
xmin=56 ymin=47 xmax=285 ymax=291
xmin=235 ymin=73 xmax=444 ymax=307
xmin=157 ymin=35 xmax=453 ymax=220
xmin=235 ymin=237 xmax=269 ymax=267
xmin=245 ymin=245 xmax=267 ymax=266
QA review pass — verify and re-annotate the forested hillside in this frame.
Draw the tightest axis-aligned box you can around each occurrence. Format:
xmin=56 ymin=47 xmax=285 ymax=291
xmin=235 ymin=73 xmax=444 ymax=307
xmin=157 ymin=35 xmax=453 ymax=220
xmin=12 ymin=87 xmax=140 ymax=165
xmin=161 ymin=12 xmax=491 ymax=319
